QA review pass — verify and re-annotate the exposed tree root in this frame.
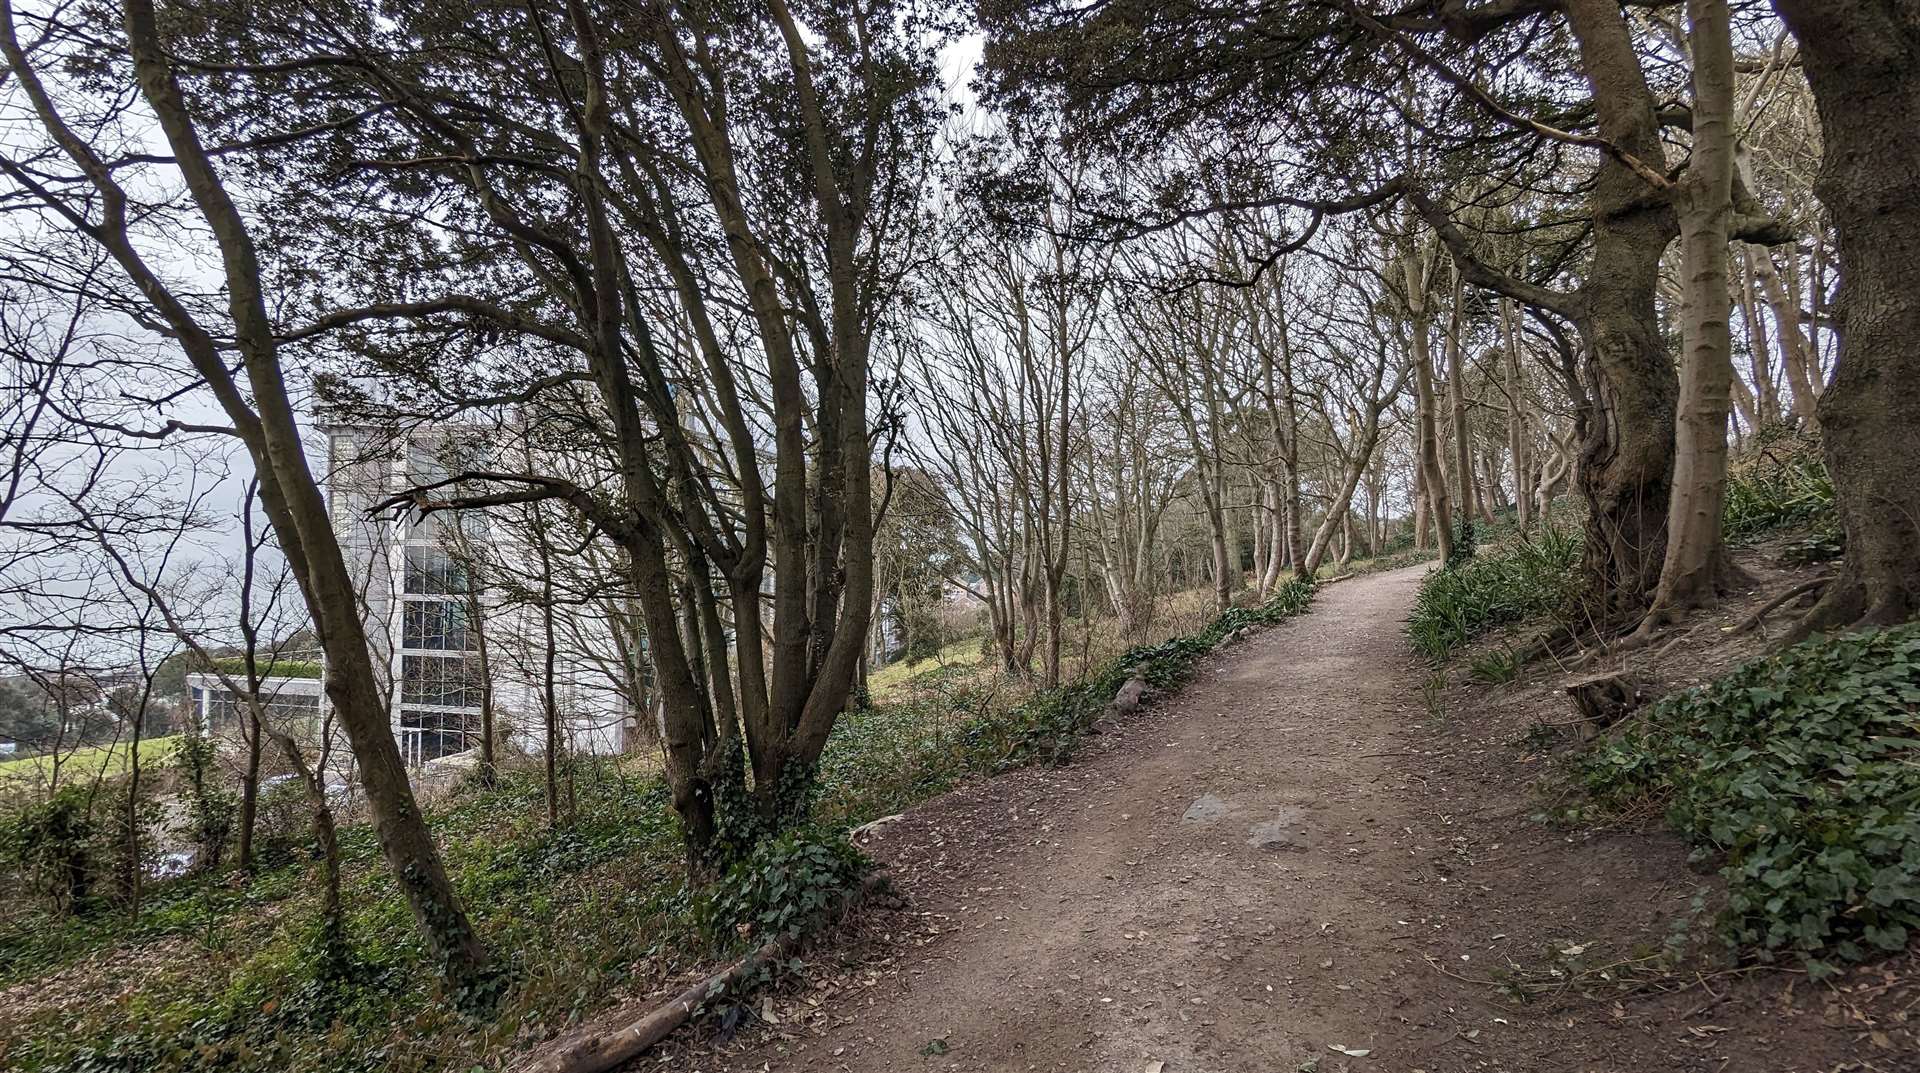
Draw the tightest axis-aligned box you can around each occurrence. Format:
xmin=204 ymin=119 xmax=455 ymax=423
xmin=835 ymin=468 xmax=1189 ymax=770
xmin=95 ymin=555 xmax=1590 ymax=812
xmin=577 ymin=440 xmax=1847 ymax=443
xmin=1783 ymin=571 xmax=1917 ymax=646
xmin=1729 ymin=576 xmax=1831 ymax=637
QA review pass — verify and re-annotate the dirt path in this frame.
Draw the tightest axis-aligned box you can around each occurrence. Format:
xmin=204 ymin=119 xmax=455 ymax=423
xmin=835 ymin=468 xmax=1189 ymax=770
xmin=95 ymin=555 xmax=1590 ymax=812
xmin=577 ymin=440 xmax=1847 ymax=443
xmin=671 ymin=566 xmax=1888 ymax=1073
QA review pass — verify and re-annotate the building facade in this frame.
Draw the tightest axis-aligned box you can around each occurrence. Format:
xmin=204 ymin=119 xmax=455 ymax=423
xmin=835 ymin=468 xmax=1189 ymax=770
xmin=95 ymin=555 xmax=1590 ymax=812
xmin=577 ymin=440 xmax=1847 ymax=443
xmin=183 ymin=671 xmax=323 ymax=735
xmin=324 ymin=425 xmax=635 ymax=765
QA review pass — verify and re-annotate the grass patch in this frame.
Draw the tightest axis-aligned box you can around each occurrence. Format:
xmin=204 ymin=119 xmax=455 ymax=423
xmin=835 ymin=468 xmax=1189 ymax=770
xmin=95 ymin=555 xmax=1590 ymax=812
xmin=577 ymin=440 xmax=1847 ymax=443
xmin=207 ymin=657 xmax=324 ymax=680
xmin=0 ymin=735 xmax=181 ymax=784
xmin=1341 ymin=547 xmax=1438 ymax=576
xmin=975 ymin=578 xmax=1315 ymax=770
xmin=865 ymin=637 xmax=982 ymax=699
xmin=1571 ymin=623 xmax=1920 ymax=975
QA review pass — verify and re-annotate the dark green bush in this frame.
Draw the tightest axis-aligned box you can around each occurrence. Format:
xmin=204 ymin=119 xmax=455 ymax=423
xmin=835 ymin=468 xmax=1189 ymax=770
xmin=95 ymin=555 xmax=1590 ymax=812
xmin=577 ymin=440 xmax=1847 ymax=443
xmin=1574 ymin=623 xmax=1920 ymax=974
xmin=700 ymin=829 xmax=870 ymax=948
xmin=2 ymin=784 xmax=96 ymax=912
xmin=1407 ymin=526 xmax=1581 ymax=661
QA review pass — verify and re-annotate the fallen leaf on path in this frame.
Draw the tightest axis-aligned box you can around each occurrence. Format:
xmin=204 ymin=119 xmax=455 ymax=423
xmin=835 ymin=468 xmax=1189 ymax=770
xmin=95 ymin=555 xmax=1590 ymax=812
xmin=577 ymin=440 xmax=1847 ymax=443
xmin=1328 ymin=1045 xmax=1371 ymax=1057
xmin=1145 ymin=1062 xmax=1165 ymax=1073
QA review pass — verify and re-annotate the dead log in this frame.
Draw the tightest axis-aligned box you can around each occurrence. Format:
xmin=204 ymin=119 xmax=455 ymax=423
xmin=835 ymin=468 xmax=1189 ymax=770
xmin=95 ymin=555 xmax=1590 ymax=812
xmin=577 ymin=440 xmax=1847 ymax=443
xmin=1564 ymin=672 xmax=1642 ymax=740
xmin=519 ymin=872 xmax=889 ymax=1073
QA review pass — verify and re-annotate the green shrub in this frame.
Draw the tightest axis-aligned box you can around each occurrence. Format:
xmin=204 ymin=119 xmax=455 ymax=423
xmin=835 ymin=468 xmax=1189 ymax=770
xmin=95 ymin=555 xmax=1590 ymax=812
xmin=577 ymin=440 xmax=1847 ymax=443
xmin=1573 ymin=623 xmax=1920 ymax=974
xmin=2 ymin=784 xmax=96 ymax=912
xmin=699 ymin=829 xmax=870 ymax=948
xmin=94 ymin=781 xmax=163 ymax=905
xmin=250 ymin=776 xmax=310 ymax=864
xmin=172 ymin=733 xmax=235 ymax=872
xmin=1723 ymin=434 xmax=1840 ymax=557
xmin=1407 ymin=526 xmax=1582 ymax=661
xmin=1468 ymin=646 xmax=1523 ymax=685
xmin=1445 ymin=515 xmax=1478 ymax=570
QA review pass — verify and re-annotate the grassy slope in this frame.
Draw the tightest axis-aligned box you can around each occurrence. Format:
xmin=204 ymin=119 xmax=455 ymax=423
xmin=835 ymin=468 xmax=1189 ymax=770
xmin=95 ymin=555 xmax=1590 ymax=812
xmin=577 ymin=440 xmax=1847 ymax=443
xmin=865 ymin=637 xmax=982 ymax=698
xmin=0 ymin=735 xmax=181 ymax=783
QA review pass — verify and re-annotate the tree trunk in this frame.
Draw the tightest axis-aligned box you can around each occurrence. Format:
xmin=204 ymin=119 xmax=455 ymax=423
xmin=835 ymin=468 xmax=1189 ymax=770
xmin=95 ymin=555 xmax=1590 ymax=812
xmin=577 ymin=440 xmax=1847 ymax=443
xmin=237 ymin=709 xmax=263 ymax=873
xmin=1412 ymin=459 xmax=1430 ymax=551
xmin=474 ymin=598 xmax=496 ymax=788
xmin=1251 ymin=481 xmax=1269 ymax=597
xmin=1736 ymin=247 xmax=1779 ymax=429
xmin=269 ymin=728 xmax=345 ymax=962
xmin=1644 ymin=0 xmax=1740 ymax=623
xmin=1409 ymin=299 xmax=1456 ymax=564
xmin=1563 ymin=0 xmax=1681 ymax=624
xmin=536 ymin=508 xmax=562 ymax=829
xmin=1205 ymin=475 xmax=1233 ymax=613
xmin=1444 ymin=268 xmax=1488 ymax=526
xmin=1751 ymin=244 xmax=1822 ymax=428
xmin=1773 ymin=0 xmax=1920 ymax=638
xmin=104 ymin=0 xmax=494 ymax=987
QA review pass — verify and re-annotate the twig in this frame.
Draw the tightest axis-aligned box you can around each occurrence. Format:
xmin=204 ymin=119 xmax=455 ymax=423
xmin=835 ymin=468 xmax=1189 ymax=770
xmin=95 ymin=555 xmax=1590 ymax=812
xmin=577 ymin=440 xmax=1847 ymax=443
xmin=1682 ymin=984 xmax=1731 ymax=1020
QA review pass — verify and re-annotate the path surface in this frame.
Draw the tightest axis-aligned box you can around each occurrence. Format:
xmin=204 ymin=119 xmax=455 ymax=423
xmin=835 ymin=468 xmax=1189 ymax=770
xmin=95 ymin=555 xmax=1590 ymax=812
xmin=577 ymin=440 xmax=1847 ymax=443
xmin=672 ymin=566 xmax=1879 ymax=1073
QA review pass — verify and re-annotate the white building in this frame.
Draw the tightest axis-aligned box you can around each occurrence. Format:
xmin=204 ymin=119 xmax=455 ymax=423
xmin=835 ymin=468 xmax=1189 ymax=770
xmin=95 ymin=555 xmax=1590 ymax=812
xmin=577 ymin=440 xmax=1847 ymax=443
xmin=183 ymin=670 xmax=324 ymax=735
xmin=181 ymin=423 xmax=643 ymax=769
xmin=325 ymin=424 xmax=636 ymax=765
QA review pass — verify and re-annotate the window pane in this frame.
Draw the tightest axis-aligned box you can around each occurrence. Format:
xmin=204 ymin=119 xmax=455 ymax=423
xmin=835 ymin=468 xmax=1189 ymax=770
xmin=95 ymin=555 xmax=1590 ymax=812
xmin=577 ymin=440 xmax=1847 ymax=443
xmin=402 ymin=600 xmax=471 ymax=651
xmin=400 ymin=653 xmax=480 ymax=708
xmin=400 ymin=706 xmax=479 ymax=761
xmin=403 ymin=547 xmax=467 ymax=595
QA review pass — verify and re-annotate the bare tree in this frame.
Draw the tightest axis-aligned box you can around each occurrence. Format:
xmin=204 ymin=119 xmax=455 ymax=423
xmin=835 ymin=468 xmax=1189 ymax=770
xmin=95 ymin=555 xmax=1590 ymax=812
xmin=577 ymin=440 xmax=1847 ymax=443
xmin=0 ymin=0 xmax=489 ymax=983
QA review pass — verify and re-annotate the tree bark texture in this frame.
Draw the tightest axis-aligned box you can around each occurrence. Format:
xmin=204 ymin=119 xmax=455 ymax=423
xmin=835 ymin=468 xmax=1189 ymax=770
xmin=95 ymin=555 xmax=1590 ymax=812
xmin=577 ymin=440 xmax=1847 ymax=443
xmin=1773 ymin=0 xmax=1920 ymax=637
xmin=1645 ymin=0 xmax=1740 ymax=621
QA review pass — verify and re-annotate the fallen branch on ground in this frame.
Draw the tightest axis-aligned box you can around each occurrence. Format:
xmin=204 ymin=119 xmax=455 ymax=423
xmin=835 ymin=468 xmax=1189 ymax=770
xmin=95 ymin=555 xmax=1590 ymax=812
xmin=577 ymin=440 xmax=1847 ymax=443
xmin=519 ymin=871 xmax=891 ymax=1073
